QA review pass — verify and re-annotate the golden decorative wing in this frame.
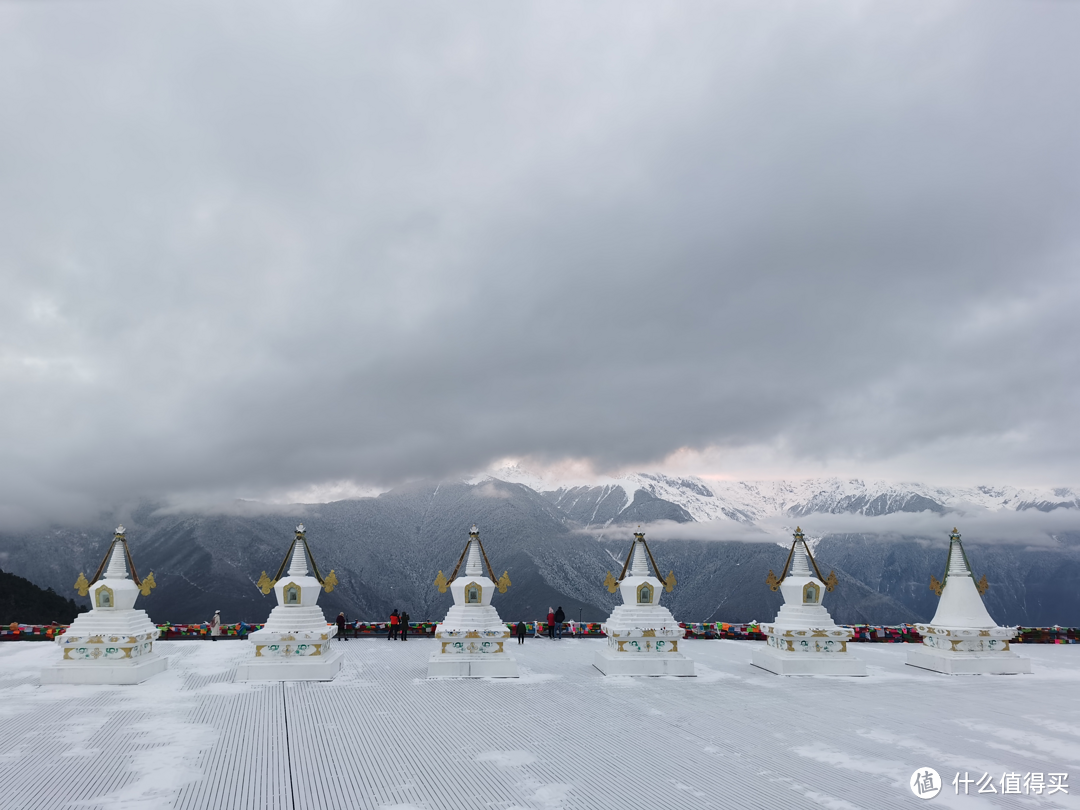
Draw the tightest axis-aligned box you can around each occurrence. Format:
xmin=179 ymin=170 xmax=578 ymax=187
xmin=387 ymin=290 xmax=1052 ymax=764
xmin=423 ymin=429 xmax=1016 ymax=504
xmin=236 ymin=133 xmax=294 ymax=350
xmin=664 ymin=570 xmax=677 ymax=593
xmin=434 ymin=570 xmax=449 ymax=593
xmin=257 ymin=571 xmax=275 ymax=595
xmin=604 ymin=571 xmax=618 ymax=593
xmin=824 ymin=570 xmax=838 ymax=592
xmin=138 ymin=571 xmax=157 ymax=597
xmin=976 ymin=574 xmax=988 ymax=595
xmin=74 ymin=573 xmax=90 ymax=597
xmin=930 ymin=575 xmax=944 ymax=596
xmin=323 ymin=569 xmax=339 ymax=593
xmin=766 ymin=570 xmax=780 ymax=592
xmin=497 ymin=571 xmax=511 ymax=594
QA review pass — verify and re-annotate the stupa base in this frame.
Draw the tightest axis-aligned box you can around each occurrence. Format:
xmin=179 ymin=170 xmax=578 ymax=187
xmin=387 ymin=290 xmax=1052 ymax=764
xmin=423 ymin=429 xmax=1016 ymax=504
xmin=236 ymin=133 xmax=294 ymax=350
xmin=906 ymin=647 xmax=1031 ymax=675
xmin=752 ymin=645 xmax=866 ymax=676
xmin=427 ymin=653 xmax=519 ymax=678
xmin=41 ymin=654 xmax=168 ymax=685
xmin=593 ymin=649 xmax=695 ymax=677
xmin=235 ymin=648 xmax=343 ymax=682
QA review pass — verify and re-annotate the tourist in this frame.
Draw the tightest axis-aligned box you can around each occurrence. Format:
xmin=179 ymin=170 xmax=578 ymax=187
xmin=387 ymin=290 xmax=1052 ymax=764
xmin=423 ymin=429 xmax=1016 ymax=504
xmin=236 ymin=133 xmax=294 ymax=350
xmin=336 ymin=612 xmax=346 ymax=641
xmin=388 ymin=609 xmax=399 ymax=640
xmin=547 ymin=607 xmax=555 ymax=639
xmin=533 ymin=620 xmax=542 ymax=639
xmin=554 ymin=606 xmax=565 ymax=639
xmin=567 ymin=619 xmax=576 ymax=638
xmin=516 ymin=620 xmax=526 ymax=644
xmin=210 ymin=610 xmax=222 ymax=641
xmin=400 ymin=611 xmax=410 ymax=641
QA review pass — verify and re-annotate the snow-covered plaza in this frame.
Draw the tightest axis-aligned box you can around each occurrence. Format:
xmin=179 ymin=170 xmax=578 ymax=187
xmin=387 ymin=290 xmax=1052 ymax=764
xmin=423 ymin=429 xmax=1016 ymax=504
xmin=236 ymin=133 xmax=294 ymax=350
xmin=1 ymin=638 xmax=1077 ymax=810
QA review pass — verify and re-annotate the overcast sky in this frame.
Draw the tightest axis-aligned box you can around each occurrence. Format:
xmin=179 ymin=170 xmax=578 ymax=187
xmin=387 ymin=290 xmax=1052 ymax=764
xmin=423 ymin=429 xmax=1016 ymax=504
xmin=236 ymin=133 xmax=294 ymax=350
xmin=1 ymin=1 xmax=1077 ymax=526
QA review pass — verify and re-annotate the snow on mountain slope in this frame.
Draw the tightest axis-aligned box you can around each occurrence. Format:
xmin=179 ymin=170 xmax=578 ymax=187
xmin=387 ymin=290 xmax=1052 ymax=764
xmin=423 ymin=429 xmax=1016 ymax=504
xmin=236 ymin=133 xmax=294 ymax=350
xmin=474 ymin=466 xmax=1078 ymax=525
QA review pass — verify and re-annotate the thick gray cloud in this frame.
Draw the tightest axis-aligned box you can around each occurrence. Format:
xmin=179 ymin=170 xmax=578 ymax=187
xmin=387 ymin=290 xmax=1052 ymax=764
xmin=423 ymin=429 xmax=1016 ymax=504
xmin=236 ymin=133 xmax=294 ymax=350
xmin=1 ymin=1 xmax=1078 ymax=526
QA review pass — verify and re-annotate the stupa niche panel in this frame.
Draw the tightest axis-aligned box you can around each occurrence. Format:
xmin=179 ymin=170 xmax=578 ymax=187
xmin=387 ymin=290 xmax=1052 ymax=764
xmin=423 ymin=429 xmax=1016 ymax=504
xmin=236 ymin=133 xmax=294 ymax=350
xmin=906 ymin=529 xmax=1031 ymax=675
xmin=42 ymin=527 xmax=168 ymax=685
xmin=428 ymin=526 xmax=518 ymax=678
xmin=752 ymin=528 xmax=866 ymax=676
xmin=594 ymin=531 xmax=694 ymax=676
xmin=235 ymin=525 xmax=343 ymax=682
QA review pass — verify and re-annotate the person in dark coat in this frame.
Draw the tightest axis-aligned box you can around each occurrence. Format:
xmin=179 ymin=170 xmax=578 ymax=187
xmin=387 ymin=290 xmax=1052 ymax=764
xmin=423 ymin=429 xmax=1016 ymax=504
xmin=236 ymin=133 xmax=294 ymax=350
xmin=336 ymin=612 xmax=346 ymax=641
xmin=516 ymin=620 xmax=526 ymax=644
xmin=554 ymin=606 xmax=566 ymax=639
xmin=388 ymin=609 xmax=399 ymax=640
xmin=546 ymin=607 xmax=555 ymax=639
xmin=400 ymin=611 xmax=409 ymax=641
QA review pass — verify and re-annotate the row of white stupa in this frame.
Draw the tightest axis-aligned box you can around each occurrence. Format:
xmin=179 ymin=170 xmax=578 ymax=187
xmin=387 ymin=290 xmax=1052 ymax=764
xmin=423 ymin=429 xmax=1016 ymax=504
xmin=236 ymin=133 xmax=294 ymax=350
xmin=39 ymin=523 xmax=1029 ymax=685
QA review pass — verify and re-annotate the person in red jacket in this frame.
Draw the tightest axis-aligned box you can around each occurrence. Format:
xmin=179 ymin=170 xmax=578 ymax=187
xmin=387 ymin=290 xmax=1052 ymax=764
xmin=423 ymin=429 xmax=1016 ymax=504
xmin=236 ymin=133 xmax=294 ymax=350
xmin=388 ymin=609 xmax=399 ymax=641
xmin=546 ymin=607 xmax=555 ymax=639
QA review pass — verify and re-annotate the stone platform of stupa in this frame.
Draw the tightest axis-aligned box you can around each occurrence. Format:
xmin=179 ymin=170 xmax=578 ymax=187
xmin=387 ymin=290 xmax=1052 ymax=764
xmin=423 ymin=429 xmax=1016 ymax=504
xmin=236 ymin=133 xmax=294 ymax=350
xmin=907 ymin=528 xmax=1031 ymax=675
xmin=41 ymin=526 xmax=167 ymax=685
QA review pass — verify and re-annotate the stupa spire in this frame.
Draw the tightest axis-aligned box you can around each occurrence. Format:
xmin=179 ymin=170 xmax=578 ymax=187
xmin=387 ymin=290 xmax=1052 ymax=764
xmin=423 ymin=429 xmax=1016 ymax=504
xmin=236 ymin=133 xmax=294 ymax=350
xmin=288 ymin=524 xmax=310 ymax=577
xmin=629 ymin=533 xmax=650 ymax=576
xmin=789 ymin=532 xmax=812 ymax=578
xmin=104 ymin=527 xmax=130 ymax=580
xmin=464 ymin=526 xmax=483 ymax=576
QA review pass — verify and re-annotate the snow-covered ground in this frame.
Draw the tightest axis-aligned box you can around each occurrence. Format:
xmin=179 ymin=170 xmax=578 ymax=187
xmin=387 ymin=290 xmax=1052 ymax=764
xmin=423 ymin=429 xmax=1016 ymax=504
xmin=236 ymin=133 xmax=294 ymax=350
xmin=1 ymin=639 xmax=1078 ymax=809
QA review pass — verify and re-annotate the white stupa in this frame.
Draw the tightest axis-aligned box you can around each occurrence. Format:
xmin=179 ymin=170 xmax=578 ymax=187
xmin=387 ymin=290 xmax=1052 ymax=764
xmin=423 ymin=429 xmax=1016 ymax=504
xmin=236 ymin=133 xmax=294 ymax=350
xmin=594 ymin=531 xmax=694 ymax=676
xmin=235 ymin=524 xmax=343 ymax=682
xmin=42 ymin=526 xmax=167 ymax=685
xmin=428 ymin=525 xmax=518 ymax=678
xmin=907 ymin=528 xmax=1030 ymax=675
xmin=752 ymin=528 xmax=865 ymax=676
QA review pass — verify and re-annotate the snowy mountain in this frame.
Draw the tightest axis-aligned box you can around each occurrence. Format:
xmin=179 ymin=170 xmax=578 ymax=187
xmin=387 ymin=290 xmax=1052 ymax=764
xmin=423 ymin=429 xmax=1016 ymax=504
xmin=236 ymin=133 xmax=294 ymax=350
xmin=476 ymin=466 xmax=1080 ymax=526
xmin=1 ymin=472 xmax=1078 ymax=627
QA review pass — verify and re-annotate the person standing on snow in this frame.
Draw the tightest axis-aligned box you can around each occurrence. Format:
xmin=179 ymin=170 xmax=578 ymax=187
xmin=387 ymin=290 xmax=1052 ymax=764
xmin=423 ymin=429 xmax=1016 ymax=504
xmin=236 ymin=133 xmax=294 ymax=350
xmin=400 ymin=611 xmax=410 ymax=641
xmin=554 ymin=606 xmax=566 ymax=639
xmin=336 ymin=612 xmax=346 ymax=641
xmin=388 ymin=609 xmax=399 ymax=641
xmin=210 ymin=610 xmax=222 ymax=641
xmin=546 ymin=607 xmax=555 ymax=639
xmin=516 ymin=621 xmax=526 ymax=644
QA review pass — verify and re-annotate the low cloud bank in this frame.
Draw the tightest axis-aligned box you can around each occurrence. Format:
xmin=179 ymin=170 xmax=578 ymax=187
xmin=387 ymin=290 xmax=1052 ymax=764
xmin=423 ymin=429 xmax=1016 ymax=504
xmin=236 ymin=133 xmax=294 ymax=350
xmin=588 ymin=506 xmax=1080 ymax=548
